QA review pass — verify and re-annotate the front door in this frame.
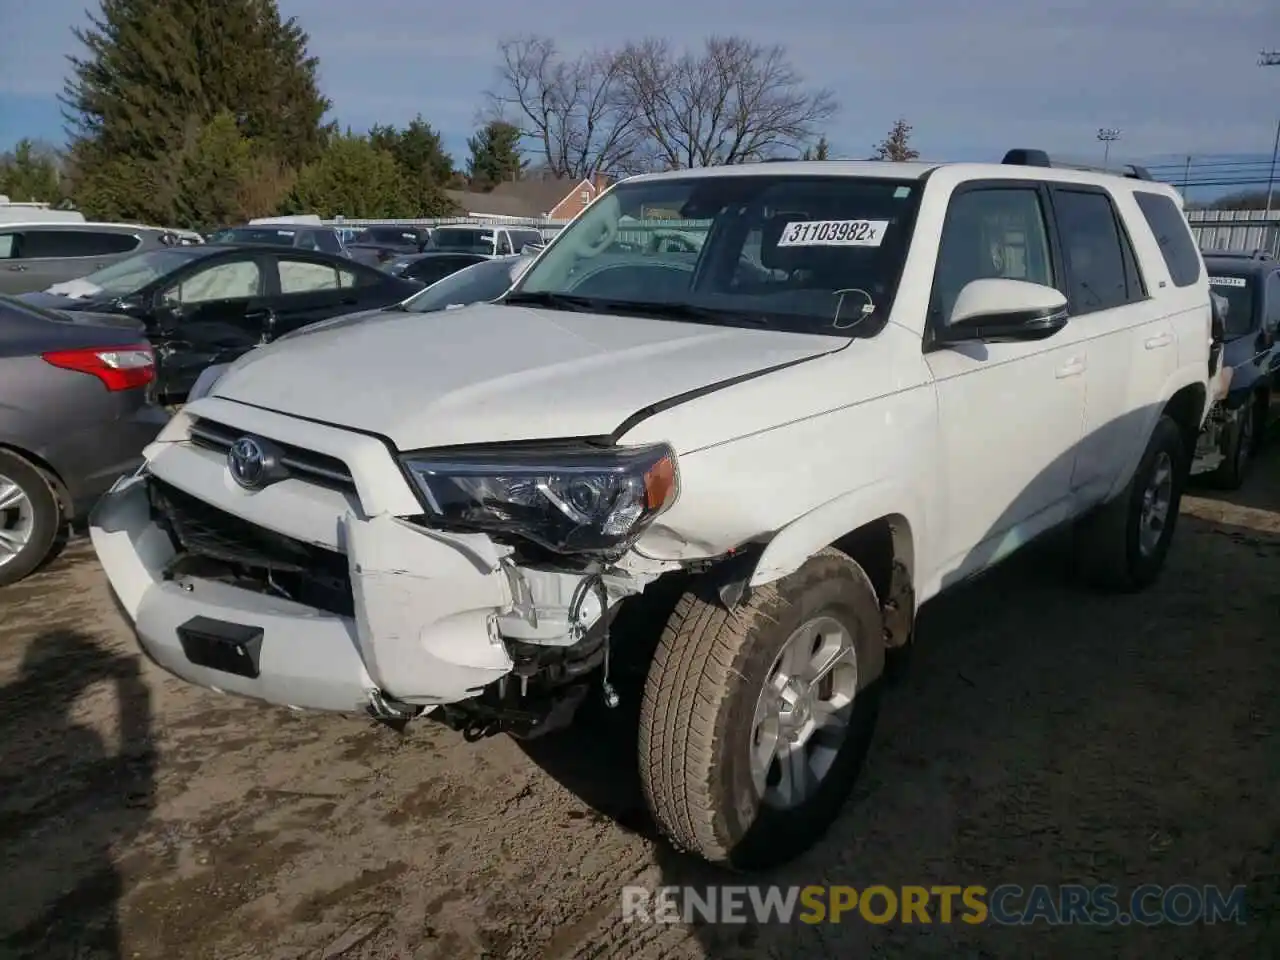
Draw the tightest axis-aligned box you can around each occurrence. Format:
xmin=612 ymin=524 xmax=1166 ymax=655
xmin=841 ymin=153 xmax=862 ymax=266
xmin=150 ymin=255 xmax=267 ymax=401
xmin=923 ymin=182 xmax=1088 ymax=583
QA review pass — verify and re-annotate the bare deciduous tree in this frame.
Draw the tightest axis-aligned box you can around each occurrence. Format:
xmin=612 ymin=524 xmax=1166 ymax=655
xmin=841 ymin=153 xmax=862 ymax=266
xmin=485 ymin=36 xmax=640 ymax=179
xmin=617 ymin=36 xmax=837 ymax=169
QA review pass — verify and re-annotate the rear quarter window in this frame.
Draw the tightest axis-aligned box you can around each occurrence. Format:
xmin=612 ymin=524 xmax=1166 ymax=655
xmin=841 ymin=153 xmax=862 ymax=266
xmin=1133 ymin=192 xmax=1202 ymax=288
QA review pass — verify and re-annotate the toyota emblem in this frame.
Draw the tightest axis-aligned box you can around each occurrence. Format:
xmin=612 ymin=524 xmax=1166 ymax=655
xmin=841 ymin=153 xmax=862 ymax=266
xmin=227 ymin=436 xmax=284 ymax=490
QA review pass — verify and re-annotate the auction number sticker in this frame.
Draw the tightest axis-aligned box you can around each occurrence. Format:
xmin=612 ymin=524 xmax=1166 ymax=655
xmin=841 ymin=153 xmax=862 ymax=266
xmin=776 ymin=219 xmax=889 ymax=247
xmin=1208 ymin=276 xmax=1246 ymax=287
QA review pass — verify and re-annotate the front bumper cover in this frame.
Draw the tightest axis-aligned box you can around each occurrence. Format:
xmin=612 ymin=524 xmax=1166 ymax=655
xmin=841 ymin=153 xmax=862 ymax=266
xmin=90 ymin=474 xmax=517 ymax=713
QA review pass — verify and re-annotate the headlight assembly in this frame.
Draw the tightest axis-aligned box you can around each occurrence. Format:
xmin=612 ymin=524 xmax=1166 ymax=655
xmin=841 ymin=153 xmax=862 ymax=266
xmin=400 ymin=443 xmax=679 ymax=556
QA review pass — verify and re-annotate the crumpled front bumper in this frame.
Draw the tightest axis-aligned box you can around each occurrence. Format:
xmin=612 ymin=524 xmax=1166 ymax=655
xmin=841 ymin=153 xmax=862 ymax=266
xmin=90 ymin=473 xmax=516 ymax=714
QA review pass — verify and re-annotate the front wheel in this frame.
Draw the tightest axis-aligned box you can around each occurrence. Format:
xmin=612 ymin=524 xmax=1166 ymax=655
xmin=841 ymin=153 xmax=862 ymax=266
xmin=638 ymin=548 xmax=886 ymax=870
xmin=1209 ymin=401 xmax=1257 ymax=490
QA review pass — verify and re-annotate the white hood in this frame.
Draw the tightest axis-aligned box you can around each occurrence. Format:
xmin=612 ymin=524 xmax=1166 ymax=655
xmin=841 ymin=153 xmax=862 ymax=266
xmin=211 ymin=303 xmax=844 ymax=451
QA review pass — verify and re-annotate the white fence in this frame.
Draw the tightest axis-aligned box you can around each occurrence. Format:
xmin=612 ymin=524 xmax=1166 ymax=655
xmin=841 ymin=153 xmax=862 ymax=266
xmin=1186 ymin=209 xmax=1278 ymax=257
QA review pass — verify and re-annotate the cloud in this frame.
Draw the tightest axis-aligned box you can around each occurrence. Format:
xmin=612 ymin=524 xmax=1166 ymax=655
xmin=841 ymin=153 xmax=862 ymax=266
xmin=1 ymin=0 xmax=1276 ymax=161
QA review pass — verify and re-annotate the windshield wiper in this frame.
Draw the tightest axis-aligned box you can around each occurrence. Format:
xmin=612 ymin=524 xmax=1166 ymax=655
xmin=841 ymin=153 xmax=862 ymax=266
xmin=502 ymin=291 xmax=597 ymax=312
xmin=591 ymin=300 xmax=772 ymax=327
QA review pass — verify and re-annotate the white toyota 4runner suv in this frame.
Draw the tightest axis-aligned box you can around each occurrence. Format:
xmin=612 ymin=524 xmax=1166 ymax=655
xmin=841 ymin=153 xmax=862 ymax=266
xmin=91 ymin=151 xmax=1212 ymax=870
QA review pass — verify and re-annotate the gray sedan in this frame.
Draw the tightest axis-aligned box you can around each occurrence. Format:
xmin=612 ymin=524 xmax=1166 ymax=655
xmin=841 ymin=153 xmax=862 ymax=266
xmin=0 ymin=296 xmax=169 ymax=586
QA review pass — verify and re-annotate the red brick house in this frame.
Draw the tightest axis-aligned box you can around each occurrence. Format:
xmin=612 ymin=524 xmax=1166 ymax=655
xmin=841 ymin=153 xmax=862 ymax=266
xmin=446 ymin=173 xmax=612 ymax=221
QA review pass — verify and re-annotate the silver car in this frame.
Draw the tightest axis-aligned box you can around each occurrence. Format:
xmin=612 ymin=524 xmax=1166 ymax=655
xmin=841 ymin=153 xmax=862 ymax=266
xmin=0 ymin=222 xmax=201 ymax=295
xmin=0 ymin=295 xmax=169 ymax=586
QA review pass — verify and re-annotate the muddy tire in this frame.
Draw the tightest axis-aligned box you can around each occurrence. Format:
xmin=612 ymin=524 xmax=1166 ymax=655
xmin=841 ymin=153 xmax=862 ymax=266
xmin=1209 ymin=398 xmax=1259 ymax=491
xmin=638 ymin=548 xmax=886 ymax=870
xmin=1073 ymin=415 xmax=1186 ymax=593
xmin=0 ymin=450 xmax=62 ymax=588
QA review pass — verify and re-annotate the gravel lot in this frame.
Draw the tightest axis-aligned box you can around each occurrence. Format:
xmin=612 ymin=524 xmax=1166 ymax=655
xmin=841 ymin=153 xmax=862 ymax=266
xmin=1 ymin=442 xmax=1277 ymax=960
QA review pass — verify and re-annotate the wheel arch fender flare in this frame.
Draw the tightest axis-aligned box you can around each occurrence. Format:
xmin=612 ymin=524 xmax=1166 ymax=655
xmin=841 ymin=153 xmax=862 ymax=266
xmin=747 ymin=480 xmax=924 ymax=593
xmin=1107 ymin=375 xmax=1207 ymax=502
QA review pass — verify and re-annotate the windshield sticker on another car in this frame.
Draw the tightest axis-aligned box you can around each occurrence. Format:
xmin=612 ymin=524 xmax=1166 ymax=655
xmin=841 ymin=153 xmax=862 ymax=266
xmin=776 ymin=219 xmax=890 ymax=247
xmin=1208 ymin=276 xmax=1247 ymax=288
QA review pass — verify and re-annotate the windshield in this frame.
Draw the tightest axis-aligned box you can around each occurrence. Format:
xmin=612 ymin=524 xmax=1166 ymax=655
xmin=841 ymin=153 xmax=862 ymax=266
xmin=209 ymin=227 xmax=298 ymax=246
xmin=73 ymin=249 xmax=203 ymax=295
xmin=401 ymin=257 xmax=522 ymax=313
xmin=509 ymin=174 xmax=920 ymax=335
xmin=1207 ymin=274 xmax=1257 ymax=337
xmin=427 ymin=228 xmax=496 ymax=254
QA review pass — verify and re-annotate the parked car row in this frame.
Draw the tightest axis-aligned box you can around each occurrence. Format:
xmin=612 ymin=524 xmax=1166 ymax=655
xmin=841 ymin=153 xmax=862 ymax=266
xmin=0 ymin=236 xmax=537 ymax=586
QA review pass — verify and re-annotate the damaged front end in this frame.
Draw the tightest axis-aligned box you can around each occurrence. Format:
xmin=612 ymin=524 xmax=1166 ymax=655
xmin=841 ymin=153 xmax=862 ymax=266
xmin=377 ymin=440 xmax=683 ymax=738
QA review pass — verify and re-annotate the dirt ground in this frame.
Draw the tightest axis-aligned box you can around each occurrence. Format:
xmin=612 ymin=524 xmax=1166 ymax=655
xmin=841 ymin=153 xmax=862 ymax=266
xmin=1 ymin=444 xmax=1277 ymax=960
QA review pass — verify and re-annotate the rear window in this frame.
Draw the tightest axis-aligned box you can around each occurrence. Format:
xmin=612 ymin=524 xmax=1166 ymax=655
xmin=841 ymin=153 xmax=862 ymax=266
xmin=1133 ymin=192 xmax=1201 ymax=288
xmin=1207 ymin=274 xmax=1256 ymax=336
xmin=209 ymin=227 xmax=298 ymax=246
xmin=427 ymin=228 xmax=495 ymax=253
xmin=23 ymin=228 xmax=139 ymax=258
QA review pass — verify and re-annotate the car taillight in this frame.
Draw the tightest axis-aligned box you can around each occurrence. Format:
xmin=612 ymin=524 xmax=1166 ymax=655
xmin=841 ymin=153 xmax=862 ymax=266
xmin=41 ymin=343 xmax=155 ymax=391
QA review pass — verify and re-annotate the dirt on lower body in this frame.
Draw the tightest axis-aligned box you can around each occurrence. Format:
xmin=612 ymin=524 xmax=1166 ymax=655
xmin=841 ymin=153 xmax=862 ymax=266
xmin=0 ymin=450 xmax=1277 ymax=960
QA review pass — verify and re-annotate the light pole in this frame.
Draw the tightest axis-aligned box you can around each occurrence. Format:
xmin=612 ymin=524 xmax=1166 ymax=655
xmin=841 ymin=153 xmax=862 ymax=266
xmin=1097 ymin=128 xmax=1121 ymax=165
xmin=1261 ymin=52 xmax=1279 ymax=221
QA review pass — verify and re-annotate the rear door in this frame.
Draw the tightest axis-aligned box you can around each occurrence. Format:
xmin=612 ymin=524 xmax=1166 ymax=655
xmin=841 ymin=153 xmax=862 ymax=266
xmin=1050 ymin=185 xmax=1164 ymax=503
xmin=150 ymin=252 xmax=269 ymax=400
xmin=263 ymin=254 xmax=391 ymax=336
xmin=11 ymin=227 xmax=142 ymax=293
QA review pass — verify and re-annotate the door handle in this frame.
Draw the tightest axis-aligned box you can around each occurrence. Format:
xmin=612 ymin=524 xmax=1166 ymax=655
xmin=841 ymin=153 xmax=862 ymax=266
xmin=1144 ymin=333 xmax=1173 ymax=350
xmin=1055 ymin=356 xmax=1087 ymax=379
xmin=6 ymin=264 xmax=27 ymax=272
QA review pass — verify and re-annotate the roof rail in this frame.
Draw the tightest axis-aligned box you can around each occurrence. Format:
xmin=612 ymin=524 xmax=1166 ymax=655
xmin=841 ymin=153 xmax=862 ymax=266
xmin=1001 ymin=148 xmax=1154 ymax=181
xmin=1201 ymin=247 xmax=1274 ymax=261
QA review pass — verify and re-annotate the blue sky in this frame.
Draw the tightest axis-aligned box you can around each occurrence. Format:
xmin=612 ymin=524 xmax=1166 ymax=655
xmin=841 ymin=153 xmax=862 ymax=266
xmin=1 ymin=0 xmax=1277 ymax=198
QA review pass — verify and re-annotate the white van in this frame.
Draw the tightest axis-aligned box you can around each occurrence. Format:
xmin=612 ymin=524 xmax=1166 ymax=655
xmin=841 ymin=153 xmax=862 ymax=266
xmin=0 ymin=198 xmax=86 ymax=225
xmin=426 ymin=223 xmax=544 ymax=256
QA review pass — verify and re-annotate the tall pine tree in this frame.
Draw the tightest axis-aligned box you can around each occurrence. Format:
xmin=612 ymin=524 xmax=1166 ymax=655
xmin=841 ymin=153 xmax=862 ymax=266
xmin=466 ymin=121 xmax=525 ymax=191
xmin=62 ymin=0 xmax=330 ymax=223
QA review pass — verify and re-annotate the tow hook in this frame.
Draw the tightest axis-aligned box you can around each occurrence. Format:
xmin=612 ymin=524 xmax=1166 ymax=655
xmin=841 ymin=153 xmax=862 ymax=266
xmin=462 ymin=719 xmax=504 ymax=742
xmin=367 ymin=689 xmax=425 ymax=732
xmin=601 ymin=634 xmax=620 ymax=709
xmin=569 ymin=573 xmax=619 ymax=709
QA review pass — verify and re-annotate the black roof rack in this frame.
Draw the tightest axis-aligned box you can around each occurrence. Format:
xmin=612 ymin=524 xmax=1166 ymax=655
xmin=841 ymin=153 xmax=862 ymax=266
xmin=1201 ymin=248 xmax=1273 ymax=261
xmin=1001 ymin=148 xmax=1154 ymax=181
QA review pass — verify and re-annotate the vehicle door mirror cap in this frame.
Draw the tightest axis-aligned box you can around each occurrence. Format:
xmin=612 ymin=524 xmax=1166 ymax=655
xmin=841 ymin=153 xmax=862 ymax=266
xmin=113 ymin=293 xmax=147 ymax=314
xmin=939 ymin=278 xmax=1069 ymax=345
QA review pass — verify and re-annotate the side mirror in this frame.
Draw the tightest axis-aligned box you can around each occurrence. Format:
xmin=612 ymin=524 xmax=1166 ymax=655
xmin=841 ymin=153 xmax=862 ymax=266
xmin=152 ymin=297 xmax=185 ymax=332
xmin=112 ymin=293 xmax=148 ymax=316
xmin=937 ymin=278 xmax=1069 ymax=345
xmin=259 ymin=309 xmax=278 ymax=344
